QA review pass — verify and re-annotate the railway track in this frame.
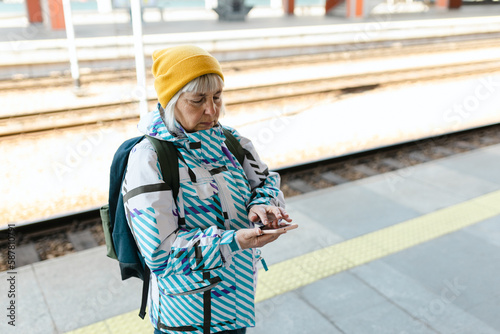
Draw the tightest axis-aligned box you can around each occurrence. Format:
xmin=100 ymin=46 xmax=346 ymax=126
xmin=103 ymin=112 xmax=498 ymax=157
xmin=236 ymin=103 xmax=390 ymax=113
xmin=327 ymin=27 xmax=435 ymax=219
xmin=2 ymin=13 xmax=500 ymax=82
xmin=2 ymin=55 xmax=500 ymax=138
xmin=2 ymin=34 xmax=500 ymax=92
xmin=1 ymin=121 xmax=500 ymax=270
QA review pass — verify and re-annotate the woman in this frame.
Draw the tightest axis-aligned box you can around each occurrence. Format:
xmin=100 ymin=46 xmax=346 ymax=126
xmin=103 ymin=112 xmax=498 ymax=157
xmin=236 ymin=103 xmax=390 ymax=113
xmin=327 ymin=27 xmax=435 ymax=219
xmin=122 ymin=45 xmax=292 ymax=334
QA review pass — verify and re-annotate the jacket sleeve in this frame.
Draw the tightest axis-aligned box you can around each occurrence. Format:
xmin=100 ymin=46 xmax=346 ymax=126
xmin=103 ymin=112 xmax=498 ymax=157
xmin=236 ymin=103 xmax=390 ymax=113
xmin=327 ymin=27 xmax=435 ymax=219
xmin=122 ymin=139 xmax=241 ymax=278
xmin=224 ymin=126 xmax=286 ymax=210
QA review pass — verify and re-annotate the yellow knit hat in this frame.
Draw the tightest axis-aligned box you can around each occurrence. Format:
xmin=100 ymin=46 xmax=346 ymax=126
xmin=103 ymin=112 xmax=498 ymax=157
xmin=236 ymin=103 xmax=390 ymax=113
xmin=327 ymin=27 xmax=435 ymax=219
xmin=151 ymin=45 xmax=224 ymax=108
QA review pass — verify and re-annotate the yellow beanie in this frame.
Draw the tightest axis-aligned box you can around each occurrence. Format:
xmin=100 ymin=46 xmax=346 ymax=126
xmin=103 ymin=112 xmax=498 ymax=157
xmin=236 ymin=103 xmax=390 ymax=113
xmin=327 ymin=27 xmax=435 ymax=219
xmin=151 ymin=45 xmax=224 ymax=108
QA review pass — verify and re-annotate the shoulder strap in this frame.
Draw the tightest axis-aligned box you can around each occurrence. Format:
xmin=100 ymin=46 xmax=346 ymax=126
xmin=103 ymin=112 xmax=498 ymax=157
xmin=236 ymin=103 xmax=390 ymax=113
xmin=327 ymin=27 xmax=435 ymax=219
xmin=138 ymin=136 xmax=179 ymax=320
xmin=222 ymin=128 xmax=245 ymax=167
xmin=146 ymin=136 xmax=180 ymax=202
xmin=138 ymin=264 xmax=150 ymax=319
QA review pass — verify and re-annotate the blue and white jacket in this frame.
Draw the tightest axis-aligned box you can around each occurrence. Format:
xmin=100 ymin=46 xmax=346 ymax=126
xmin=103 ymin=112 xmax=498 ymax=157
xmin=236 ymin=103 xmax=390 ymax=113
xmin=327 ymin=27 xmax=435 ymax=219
xmin=122 ymin=108 xmax=285 ymax=333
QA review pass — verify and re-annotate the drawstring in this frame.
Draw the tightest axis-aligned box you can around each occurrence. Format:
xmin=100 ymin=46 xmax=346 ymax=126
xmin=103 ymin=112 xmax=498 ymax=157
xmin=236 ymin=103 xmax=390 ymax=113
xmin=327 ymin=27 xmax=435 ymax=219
xmin=255 ymin=249 xmax=269 ymax=271
xmin=260 ymin=257 xmax=269 ymax=271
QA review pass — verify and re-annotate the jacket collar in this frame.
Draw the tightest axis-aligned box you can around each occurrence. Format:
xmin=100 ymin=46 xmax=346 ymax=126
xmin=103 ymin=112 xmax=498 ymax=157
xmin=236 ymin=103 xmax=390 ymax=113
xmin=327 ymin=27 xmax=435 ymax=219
xmin=138 ymin=104 xmax=227 ymax=164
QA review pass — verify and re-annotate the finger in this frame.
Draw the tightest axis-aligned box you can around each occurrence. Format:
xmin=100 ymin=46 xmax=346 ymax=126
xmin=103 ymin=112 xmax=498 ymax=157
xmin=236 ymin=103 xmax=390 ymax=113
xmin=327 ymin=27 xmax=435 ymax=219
xmin=248 ymin=210 xmax=259 ymax=222
xmin=273 ymin=207 xmax=283 ymax=220
xmin=256 ymin=233 xmax=281 ymax=247
xmin=253 ymin=227 xmax=263 ymax=237
xmin=265 ymin=213 xmax=279 ymax=228
xmin=256 ymin=208 xmax=269 ymax=225
xmin=278 ymin=208 xmax=293 ymax=222
xmin=249 ymin=206 xmax=266 ymax=223
xmin=263 ymin=207 xmax=279 ymax=228
xmin=267 ymin=207 xmax=291 ymax=227
xmin=270 ymin=207 xmax=283 ymax=225
xmin=250 ymin=228 xmax=265 ymax=248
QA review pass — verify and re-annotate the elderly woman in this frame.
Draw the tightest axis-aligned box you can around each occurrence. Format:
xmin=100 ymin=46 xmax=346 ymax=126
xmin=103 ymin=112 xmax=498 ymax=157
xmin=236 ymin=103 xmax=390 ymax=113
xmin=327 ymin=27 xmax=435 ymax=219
xmin=122 ymin=45 xmax=292 ymax=334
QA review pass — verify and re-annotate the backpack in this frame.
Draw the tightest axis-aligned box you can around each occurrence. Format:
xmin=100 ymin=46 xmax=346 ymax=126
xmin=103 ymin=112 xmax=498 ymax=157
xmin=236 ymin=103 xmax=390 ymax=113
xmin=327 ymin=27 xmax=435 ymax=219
xmin=100 ymin=128 xmax=245 ymax=319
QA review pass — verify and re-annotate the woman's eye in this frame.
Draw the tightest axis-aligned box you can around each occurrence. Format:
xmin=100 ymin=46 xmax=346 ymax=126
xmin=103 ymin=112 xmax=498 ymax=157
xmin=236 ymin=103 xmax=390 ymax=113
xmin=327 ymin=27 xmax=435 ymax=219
xmin=192 ymin=99 xmax=203 ymax=104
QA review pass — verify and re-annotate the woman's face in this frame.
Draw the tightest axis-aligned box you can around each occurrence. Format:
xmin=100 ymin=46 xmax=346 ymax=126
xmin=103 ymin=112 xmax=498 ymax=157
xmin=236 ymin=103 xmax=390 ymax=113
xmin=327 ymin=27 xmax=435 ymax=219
xmin=174 ymin=89 xmax=222 ymax=133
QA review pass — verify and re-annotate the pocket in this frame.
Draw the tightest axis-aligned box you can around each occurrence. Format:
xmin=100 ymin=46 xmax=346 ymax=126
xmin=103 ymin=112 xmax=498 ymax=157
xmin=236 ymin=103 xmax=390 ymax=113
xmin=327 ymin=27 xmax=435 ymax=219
xmin=193 ymin=180 xmax=219 ymax=200
xmin=159 ymin=271 xmax=222 ymax=296
xmin=208 ymin=278 xmax=237 ymax=324
xmin=180 ymin=180 xmax=225 ymax=230
xmin=169 ymin=241 xmax=223 ymax=274
xmin=181 ymin=176 xmax=219 ymax=200
xmin=99 ymin=204 xmax=117 ymax=259
xmin=159 ymin=273 xmax=237 ymax=330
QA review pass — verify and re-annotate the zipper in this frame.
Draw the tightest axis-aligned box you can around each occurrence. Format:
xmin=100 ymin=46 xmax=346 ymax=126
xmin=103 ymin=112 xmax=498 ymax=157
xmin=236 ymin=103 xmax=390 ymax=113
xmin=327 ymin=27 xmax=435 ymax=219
xmin=162 ymin=280 xmax=221 ymax=297
xmin=212 ymin=173 xmax=234 ymax=230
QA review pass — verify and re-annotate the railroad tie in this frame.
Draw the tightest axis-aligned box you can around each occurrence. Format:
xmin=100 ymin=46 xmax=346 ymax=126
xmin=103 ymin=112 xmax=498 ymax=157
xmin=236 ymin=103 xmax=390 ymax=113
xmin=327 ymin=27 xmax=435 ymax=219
xmin=352 ymin=165 xmax=378 ymax=177
xmin=454 ymin=141 xmax=478 ymax=150
xmin=381 ymin=158 xmax=407 ymax=170
xmin=408 ymin=151 xmax=431 ymax=163
xmin=480 ymin=136 xmax=498 ymax=145
xmin=16 ymin=243 xmax=41 ymax=267
xmin=320 ymin=171 xmax=349 ymax=185
xmin=432 ymin=146 xmax=455 ymax=156
xmin=287 ymin=179 xmax=317 ymax=194
xmin=67 ymin=230 xmax=99 ymax=251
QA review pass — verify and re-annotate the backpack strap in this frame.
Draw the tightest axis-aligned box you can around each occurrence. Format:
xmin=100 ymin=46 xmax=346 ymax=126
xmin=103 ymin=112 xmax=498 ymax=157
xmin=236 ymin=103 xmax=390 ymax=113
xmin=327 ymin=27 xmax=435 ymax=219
xmin=222 ymin=127 xmax=245 ymax=167
xmin=138 ymin=264 xmax=150 ymax=319
xmin=146 ymin=136 xmax=180 ymax=202
xmin=135 ymin=136 xmax=179 ymax=320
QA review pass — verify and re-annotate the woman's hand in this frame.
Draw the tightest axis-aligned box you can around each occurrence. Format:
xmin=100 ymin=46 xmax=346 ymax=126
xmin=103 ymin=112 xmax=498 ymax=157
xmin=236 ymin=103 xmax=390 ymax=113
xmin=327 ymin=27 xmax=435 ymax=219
xmin=248 ymin=205 xmax=292 ymax=229
xmin=236 ymin=205 xmax=292 ymax=249
xmin=236 ymin=227 xmax=285 ymax=250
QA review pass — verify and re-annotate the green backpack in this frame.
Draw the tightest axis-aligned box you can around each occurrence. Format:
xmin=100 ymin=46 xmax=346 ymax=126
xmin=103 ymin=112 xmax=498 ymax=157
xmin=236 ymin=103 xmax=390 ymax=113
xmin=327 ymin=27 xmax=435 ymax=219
xmin=100 ymin=128 xmax=245 ymax=319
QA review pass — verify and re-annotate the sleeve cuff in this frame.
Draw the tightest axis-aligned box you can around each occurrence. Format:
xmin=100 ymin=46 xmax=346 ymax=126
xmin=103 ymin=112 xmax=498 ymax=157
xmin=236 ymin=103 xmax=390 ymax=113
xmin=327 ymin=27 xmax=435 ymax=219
xmin=229 ymin=233 xmax=242 ymax=252
xmin=247 ymin=198 xmax=272 ymax=211
xmin=220 ymin=230 xmax=242 ymax=268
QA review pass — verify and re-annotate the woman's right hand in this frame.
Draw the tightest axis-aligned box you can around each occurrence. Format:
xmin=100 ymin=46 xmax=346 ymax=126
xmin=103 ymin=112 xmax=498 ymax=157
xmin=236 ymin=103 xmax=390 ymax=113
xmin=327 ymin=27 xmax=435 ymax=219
xmin=235 ymin=227 xmax=286 ymax=250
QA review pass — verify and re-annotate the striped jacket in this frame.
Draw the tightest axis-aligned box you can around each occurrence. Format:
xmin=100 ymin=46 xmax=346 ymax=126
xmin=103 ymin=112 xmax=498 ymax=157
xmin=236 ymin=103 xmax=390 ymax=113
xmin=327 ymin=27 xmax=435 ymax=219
xmin=122 ymin=108 xmax=285 ymax=333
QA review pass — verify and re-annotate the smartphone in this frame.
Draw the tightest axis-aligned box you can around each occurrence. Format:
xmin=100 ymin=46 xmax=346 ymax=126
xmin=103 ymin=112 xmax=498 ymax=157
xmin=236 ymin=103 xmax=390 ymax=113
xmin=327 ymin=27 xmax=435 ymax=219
xmin=260 ymin=223 xmax=298 ymax=234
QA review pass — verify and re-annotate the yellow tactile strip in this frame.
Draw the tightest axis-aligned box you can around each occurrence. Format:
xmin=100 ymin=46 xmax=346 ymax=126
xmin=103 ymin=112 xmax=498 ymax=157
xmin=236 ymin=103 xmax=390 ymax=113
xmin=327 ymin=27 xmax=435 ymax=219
xmin=67 ymin=190 xmax=500 ymax=333
xmin=68 ymin=310 xmax=154 ymax=334
xmin=256 ymin=190 xmax=500 ymax=302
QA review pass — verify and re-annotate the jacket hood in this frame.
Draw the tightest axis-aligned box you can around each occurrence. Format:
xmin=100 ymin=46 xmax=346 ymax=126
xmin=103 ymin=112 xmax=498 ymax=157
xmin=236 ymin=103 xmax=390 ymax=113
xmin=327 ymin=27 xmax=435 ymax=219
xmin=137 ymin=104 xmax=180 ymax=142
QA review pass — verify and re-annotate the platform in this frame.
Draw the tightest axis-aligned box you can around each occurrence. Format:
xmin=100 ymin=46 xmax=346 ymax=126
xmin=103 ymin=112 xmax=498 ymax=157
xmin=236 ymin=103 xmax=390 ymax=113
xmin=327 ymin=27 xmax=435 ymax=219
xmin=1 ymin=141 xmax=500 ymax=334
xmin=1 ymin=2 xmax=500 ymax=42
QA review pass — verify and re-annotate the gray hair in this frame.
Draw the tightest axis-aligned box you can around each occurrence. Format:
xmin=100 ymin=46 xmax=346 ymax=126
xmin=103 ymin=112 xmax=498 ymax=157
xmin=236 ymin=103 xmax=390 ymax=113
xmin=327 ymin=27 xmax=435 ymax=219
xmin=161 ymin=73 xmax=225 ymax=132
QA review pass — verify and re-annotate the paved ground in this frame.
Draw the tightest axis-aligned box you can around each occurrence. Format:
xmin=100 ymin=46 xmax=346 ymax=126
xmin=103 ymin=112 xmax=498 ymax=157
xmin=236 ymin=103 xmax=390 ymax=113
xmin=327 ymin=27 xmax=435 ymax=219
xmin=1 ymin=142 xmax=499 ymax=334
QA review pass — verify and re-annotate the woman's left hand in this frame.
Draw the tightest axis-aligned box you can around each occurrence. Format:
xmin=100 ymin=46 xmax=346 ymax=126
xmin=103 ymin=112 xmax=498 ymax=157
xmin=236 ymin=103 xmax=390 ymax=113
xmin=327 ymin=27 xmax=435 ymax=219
xmin=248 ymin=205 xmax=292 ymax=229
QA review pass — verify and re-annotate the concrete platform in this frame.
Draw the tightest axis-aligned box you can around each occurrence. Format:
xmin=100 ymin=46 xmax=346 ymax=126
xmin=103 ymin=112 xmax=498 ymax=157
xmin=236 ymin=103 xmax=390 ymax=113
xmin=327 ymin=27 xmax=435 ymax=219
xmin=2 ymin=3 xmax=499 ymax=43
xmin=1 ymin=142 xmax=500 ymax=334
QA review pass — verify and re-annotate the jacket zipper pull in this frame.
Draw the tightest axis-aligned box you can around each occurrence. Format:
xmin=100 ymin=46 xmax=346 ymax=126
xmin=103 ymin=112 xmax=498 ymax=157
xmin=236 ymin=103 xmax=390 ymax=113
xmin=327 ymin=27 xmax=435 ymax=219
xmin=260 ymin=258 xmax=268 ymax=271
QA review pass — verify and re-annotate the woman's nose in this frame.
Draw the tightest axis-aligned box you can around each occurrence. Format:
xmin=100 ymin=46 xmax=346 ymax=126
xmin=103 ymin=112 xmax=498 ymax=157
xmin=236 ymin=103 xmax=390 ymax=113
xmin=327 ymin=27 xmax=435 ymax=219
xmin=204 ymin=100 xmax=217 ymax=115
